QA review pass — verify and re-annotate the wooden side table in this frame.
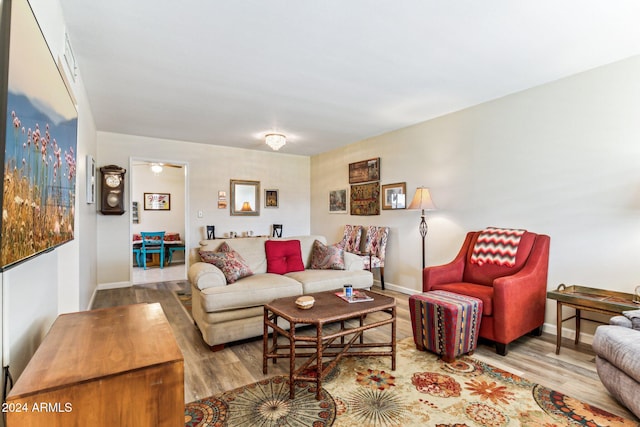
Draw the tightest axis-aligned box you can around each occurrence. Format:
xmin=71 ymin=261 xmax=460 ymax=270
xmin=6 ymin=303 xmax=184 ymax=427
xmin=547 ymin=284 xmax=638 ymax=354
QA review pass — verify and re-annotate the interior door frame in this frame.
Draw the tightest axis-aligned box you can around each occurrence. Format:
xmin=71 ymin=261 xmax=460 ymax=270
xmin=129 ymin=157 xmax=189 ymax=282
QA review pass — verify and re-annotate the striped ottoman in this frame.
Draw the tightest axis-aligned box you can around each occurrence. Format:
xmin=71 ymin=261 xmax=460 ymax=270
xmin=409 ymin=290 xmax=483 ymax=362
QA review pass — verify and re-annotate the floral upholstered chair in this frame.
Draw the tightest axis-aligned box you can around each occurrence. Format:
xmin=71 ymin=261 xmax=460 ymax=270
xmin=338 ymin=225 xmax=389 ymax=289
xmin=338 ymin=225 xmax=363 ymax=253
xmin=360 ymin=226 xmax=389 ymax=289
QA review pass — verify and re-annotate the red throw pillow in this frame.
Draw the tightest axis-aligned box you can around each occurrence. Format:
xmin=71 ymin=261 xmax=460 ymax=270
xmin=265 ymin=240 xmax=305 ymax=274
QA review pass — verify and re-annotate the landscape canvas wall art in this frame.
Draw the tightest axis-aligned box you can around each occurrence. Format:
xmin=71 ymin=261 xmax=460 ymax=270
xmin=0 ymin=0 xmax=78 ymax=270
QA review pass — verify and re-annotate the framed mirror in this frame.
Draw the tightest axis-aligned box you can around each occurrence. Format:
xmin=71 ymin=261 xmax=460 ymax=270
xmin=230 ymin=179 xmax=260 ymax=216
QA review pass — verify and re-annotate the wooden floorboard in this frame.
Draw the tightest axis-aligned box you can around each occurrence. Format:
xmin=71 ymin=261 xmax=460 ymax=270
xmin=92 ymin=283 xmax=637 ymax=421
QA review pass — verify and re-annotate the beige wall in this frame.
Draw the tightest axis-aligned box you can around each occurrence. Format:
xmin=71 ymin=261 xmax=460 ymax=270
xmin=312 ymin=55 xmax=640 ymax=335
xmin=96 ymin=132 xmax=310 ymax=286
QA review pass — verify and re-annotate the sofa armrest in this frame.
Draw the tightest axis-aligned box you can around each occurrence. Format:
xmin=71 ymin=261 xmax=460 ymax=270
xmin=623 ymin=309 xmax=640 ymax=330
xmin=593 ymin=325 xmax=640 ymax=384
xmin=610 ymin=315 xmax=633 ymax=328
xmin=188 ymin=262 xmax=227 ymax=290
xmin=344 ymin=251 xmax=365 ymax=271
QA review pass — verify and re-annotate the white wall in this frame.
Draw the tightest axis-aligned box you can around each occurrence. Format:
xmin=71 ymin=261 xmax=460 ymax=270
xmin=311 ymin=55 xmax=640 ymax=333
xmin=1 ymin=0 xmax=97 ymax=383
xmin=97 ymin=132 xmax=310 ymax=286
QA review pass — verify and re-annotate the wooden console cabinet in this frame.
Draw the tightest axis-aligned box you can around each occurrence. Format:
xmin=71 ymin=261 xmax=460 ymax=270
xmin=6 ymin=303 xmax=184 ymax=427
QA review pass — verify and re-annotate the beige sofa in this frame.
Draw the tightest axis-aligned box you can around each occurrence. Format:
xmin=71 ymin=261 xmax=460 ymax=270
xmin=188 ymin=235 xmax=373 ymax=348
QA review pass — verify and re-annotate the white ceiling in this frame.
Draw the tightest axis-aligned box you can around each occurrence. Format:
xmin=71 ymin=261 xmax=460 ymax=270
xmin=58 ymin=1 xmax=640 ymax=156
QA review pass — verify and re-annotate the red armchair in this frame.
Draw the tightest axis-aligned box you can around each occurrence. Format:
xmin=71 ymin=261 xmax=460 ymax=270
xmin=423 ymin=229 xmax=550 ymax=355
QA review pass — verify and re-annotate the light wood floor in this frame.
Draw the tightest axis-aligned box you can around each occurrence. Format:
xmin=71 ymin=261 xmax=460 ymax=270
xmin=92 ymin=281 xmax=637 ymax=421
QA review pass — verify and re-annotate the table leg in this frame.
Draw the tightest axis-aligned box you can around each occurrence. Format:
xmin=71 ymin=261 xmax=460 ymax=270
xmin=289 ymin=320 xmax=296 ymax=399
xmin=316 ymin=323 xmax=323 ymax=400
xmin=391 ymin=306 xmax=397 ymax=370
xmin=271 ymin=314 xmax=278 ymax=365
xmin=575 ymin=308 xmax=581 ymax=345
xmin=555 ymin=301 xmax=562 ymax=354
xmin=263 ymin=308 xmax=268 ymax=374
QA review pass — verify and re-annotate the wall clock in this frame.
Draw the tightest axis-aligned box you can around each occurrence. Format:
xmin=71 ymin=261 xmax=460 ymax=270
xmin=100 ymin=165 xmax=126 ymax=215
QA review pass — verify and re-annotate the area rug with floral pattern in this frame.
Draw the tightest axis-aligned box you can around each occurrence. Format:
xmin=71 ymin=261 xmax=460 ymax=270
xmin=185 ymin=337 xmax=636 ymax=426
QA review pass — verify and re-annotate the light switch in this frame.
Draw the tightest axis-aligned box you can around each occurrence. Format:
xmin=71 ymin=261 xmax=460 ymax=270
xmin=198 ymin=210 xmax=203 ymax=218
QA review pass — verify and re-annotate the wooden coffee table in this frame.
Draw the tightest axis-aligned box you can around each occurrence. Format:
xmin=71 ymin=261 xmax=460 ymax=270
xmin=263 ymin=290 xmax=396 ymax=399
xmin=547 ymin=284 xmax=639 ymax=354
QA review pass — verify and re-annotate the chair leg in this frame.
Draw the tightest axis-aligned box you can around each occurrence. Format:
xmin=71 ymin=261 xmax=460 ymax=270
xmin=495 ymin=343 xmax=508 ymax=356
xmin=160 ymin=252 xmax=164 ymax=269
xmin=143 ymin=252 xmax=148 ymax=270
xmin=380 ymin=267 xmax=385 ymax=290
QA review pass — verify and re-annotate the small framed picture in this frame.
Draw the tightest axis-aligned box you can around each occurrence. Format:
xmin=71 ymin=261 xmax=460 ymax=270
xmin=144 ymin=193 xmax=171 ymax=210
xmin=218 ymin=190 xmax=227 ymax=209
xmin=382 ymin=182 xmax=406 ymax=210
xmin=265 ymin=189 xmax=279 ymax=208
xmin=329 ymin=189 xmax=348 ymax=213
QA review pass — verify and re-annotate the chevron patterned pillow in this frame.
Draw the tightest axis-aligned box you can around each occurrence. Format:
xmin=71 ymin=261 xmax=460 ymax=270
xmin=470 ymin=227 xmax=526 ymax=267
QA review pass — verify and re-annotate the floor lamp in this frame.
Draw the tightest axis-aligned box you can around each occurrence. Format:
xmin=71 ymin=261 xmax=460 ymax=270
xmin=408 ymin=187 xmax=436 ymax=270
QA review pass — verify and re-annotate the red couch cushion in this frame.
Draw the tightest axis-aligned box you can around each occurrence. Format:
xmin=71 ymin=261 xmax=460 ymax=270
xmin=265 ymin=240 xmax=305 ymax=274
xmin=463 ymin=231 xmax=536 ymax=286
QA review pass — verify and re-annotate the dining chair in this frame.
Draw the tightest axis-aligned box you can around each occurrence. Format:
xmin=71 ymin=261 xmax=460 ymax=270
xmin=140 ymin=231 xmax=165 ymax=269
xmin=167 ymin=245 xmax=186 ymax=264
xmin=132 ymin=246 xmax=142 ymax=267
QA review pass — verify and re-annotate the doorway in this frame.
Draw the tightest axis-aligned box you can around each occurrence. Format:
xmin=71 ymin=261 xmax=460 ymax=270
xmin=130 ymin=158 xmax=188 ymax=285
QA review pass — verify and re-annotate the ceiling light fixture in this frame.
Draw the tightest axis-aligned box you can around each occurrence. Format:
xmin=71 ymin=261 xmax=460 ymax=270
xmin=150 ymin=163 xmax=163 ymax=174
xmin=265 ymin=133 xmax=286 ymax=151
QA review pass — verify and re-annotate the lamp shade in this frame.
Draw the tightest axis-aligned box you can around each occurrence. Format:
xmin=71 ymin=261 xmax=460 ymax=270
xmin=241 ymin=201 xmax=252 ymax=211
xmin=408 ymin=187 xmax=436 ymax=211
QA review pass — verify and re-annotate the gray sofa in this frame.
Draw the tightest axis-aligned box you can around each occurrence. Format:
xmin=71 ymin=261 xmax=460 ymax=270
xmin=188 ymin=235 xmax=373 ymax=348
xmin=592 ymin=309 xmax=640 ymax=419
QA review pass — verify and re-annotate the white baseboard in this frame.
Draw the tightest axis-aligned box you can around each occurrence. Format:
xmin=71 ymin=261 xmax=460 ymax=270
xmin=373 ymin=280 xmax=421 ymax=295
xmin=97 ymin=281 xmax=132 ymax=290
xmin=542 ymin=322 xmax=595 ymax=346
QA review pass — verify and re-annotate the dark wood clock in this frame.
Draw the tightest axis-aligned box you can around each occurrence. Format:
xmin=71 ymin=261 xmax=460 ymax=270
xmin=100 ymin=165 xmax=126 ymax=215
